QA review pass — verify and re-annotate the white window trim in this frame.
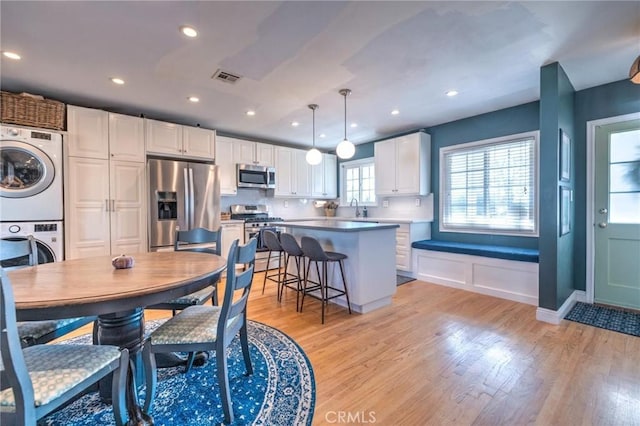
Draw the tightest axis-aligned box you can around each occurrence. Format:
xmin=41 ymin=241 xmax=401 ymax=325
xmin=340 ymin=157 xmax=377 ymax=207
xmin=439 ymin=130 xmax=540 ymax=237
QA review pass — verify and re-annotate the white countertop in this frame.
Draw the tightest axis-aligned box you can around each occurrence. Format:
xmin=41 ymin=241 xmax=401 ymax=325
xmin=281 ymin=216 xmax=431 ymax=224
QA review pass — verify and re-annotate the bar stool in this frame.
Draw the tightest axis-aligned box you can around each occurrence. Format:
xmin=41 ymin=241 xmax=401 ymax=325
xmin=300 ymin=236 xmax=352 ymax=324
xmin=262 ymin=230 xmax=286 ymax=298
xmin=279 ymin=233 xmax=315 ymax=311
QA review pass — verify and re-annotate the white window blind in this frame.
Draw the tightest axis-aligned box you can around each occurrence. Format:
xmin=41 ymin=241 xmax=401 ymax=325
xmin=441 ymin=133 xmax=538 ymax=235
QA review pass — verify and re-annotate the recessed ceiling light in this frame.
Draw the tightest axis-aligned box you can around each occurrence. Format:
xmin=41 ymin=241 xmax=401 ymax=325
xmin=391 ymin=109 xmax=400 ymax=115
xmin=180 ymin=26 xmax=198 ymax=38
xmin=350 ymin=123 xmax=358 ymax=128
xmin=319 ymin=133 xmax=326 ymax=138
xmin=446 ymin=90 xmax=459 ymax=97
xmin=246 ymin=110 xmax=256 ymax=116
xmin=2 ymin=51 xmax=21 ymax=60
xmin=188 ymin=96 xmax=199 ymax=103
xmin=291 ymin=121 xmax=299 ymax=127
xmin=111 ymin=77 xmax=125 ymax=85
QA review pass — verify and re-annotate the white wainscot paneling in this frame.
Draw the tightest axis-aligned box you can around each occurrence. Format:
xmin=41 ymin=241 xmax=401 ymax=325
xmin=414 ymin=249 xmax=538 ymax=306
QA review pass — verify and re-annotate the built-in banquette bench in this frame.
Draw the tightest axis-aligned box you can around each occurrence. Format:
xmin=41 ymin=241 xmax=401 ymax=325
xmin=411 ymin=240 xmax=539 ymax=306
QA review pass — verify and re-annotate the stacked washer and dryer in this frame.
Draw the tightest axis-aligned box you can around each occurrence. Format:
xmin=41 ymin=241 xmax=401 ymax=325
xmin=1 ymin=125 xmax=64 ymax=266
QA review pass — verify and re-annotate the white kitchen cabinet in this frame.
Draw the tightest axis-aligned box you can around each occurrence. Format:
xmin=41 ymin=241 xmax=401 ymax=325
xmin=375 ymin=132 xmax=431 ymax=196
xmin=233 ymin=139 xmax=274 ymax=166
xmin=146 ymin=118 xmax=215 ymax=160
xmin=215 ymin=136 xmax=238 ymax=195
xmin=311 ymin=153 xmax=337 ymax=198
xmin=66 ymin=106 xmax=147 ymax=259
xmin=221 ymin=222 xmax=244 ymax=258
xmin=274 ymin=146 xmax=311 ymax=197
xmin=66 ymin=158 xmax=146 ymax=258
xmin=395 ymin=222 xmax=431 ymax=274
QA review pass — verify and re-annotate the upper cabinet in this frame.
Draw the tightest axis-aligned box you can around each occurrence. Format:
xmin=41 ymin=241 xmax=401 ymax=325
xmin=311 ymin=153 xmax=337 ymax=199
xmin=145 ymin=118 xmax=215 ymax=160
xmin=233 ymin=139 xmax=274 ymax=166
xmin=215 ymin=136 xmax=238 ymax=196
xmin=375 ymin=132 xmax=431 ymax=196
xmin=67 ymin=106 xmax=144 ymax=162
xmin=274 ymin=146 xmax=311 ymax=198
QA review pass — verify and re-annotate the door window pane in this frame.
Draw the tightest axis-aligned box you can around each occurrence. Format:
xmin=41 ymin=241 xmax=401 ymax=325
xmin=610 ymin=193 xmax=640 ymax=224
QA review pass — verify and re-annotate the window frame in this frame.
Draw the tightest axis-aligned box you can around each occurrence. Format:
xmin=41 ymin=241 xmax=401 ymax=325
xmin=340 ymin=157 xmax=377 ymax=207
xmin=439 ymin=131 xmax=540 ymax=237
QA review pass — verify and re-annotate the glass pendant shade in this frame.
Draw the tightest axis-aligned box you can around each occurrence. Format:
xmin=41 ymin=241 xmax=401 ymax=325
xmin=336 ymin=138 xmax=355 ymax=159
xmin=306 ymin=104 xmax=322 ymax=165
xmin=306 ymin=148 xmax=322 ymax=165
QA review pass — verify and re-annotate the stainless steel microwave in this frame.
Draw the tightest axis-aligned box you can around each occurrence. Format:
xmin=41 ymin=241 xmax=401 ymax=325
xmin=237 ymin=164 xmax=276 ymax=189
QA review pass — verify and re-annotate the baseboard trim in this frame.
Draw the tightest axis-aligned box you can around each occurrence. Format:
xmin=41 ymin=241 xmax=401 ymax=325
xmin=536 ymin=290 xmax=586 ymax=324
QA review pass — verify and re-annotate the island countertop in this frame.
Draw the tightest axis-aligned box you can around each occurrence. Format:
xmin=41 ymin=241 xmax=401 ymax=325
xmin=274 ymin=220 xmax=399 ymax=232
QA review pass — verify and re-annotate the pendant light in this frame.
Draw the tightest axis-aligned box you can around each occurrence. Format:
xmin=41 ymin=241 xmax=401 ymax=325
xmin=306 ymin=104 xmax=322 ymax=165
xmin=336 ymin=88 xmax=355 ymax=159
xmin=630 ymin=55 xmax=640 ymax=84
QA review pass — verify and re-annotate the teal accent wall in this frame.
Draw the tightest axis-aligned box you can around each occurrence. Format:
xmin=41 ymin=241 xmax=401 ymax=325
xmin=427 ymin=102 xmax=540 ymax=248
xmin=572 ymin=79 xmax=640 ymax=291
xmin=538 ymin=62 xmax=576 ymax=310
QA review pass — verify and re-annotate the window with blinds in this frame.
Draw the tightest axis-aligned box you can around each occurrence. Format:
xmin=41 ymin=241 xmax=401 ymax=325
xmin=440 ymin=131 xmax=538 ymax=236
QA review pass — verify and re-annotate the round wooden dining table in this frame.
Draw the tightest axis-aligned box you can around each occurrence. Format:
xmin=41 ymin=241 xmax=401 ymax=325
xmin=7 ymin=251 xmax=226 ymax=426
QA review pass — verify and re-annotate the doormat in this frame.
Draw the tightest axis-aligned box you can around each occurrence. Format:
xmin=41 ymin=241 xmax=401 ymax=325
xmin=565 ymin=302 xmax=640 ymax=337
xmin=396 ymin=275 xmax=416 ymax=286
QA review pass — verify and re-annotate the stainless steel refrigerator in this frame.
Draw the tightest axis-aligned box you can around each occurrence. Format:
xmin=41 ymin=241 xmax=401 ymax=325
xmin=148 ymin=158 xmax=220 ymax=251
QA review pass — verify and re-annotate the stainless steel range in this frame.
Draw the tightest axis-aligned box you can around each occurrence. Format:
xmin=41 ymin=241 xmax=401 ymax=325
xmin=230 ymin=204 xmax=284 ymax=272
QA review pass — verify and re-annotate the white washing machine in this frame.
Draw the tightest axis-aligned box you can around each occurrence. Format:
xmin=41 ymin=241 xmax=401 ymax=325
xmin=0 ymin=125 xmax=63 ymax=221
xmin=0 ymin=221 xmax=63 ymax=266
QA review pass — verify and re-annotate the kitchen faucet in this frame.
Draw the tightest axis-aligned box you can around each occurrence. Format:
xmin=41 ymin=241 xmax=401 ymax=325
xmin=350 ymin=198 xmax=361 ymax=217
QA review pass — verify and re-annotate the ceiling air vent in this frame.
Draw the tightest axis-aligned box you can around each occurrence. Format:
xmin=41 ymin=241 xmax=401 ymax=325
xmin=211 ymin=69 xmax=241 ymax=84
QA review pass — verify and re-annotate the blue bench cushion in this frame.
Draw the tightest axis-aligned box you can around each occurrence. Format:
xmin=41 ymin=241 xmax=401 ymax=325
xmin=411 ymin=240 xmax=539 ymax=263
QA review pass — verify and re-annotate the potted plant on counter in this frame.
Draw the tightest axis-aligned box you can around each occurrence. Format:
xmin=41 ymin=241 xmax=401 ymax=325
xmin=324 ymin=201 xmax=339 ymax=217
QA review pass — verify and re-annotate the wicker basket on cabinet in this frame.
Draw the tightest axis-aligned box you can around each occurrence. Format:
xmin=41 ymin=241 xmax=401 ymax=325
xmin=0 ymin=91 xmax=65 ymax=130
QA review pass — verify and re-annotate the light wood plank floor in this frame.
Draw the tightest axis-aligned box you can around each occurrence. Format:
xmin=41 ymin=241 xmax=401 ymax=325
xmin=63 ymin=273 xmax=640 ymax=426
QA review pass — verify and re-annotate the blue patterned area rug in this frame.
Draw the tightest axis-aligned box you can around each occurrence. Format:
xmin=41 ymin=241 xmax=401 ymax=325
xmin=42 ymin=320 xmax=315 ymax=425
xmin=566 ymin=302 xmax=640 ymax=337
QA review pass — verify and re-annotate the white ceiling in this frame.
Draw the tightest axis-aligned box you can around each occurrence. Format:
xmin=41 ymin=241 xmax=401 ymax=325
xmin=1 ymin=1 xmax=638 ymax=149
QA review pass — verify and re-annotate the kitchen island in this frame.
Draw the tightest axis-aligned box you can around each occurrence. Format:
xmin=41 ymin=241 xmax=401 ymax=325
xmin=276 ymin=220 xmax=399 ymax=313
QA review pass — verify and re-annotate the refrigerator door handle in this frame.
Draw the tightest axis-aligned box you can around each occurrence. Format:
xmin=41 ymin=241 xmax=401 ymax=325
xmin=189 ymin=167 xmax=195 ymax=228
xmin=183 ymin=167 xmax=189 ymax=230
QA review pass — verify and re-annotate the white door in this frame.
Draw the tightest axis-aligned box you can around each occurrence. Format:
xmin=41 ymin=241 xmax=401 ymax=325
xmin=183 ymin=126 xmax=215 ymax=160
xmin=215 ymin=136 xmax=237 ymax=195
xmin=108 ymin=113 xmax=145 ymax=162
xmin=234 ymin=139 xmax=256 ymax=164
xmin=395 ymin=134 xmax=420 ymax=194
xmin=594 ymin=119 xmax=640 ymax=309
xmin=275 ymin=147 xmax=294 ymax=196
xmin=110 ymin=161 xmax=147 ymax=255
xmin=293 ymin=149 xmax=312 ymax=197
xmin=67 ymin=105 xmax=109 ymax=159
xmin=374 ymin=138 xmax=397 ymax=195
xmin=145 ymin=119 xmax=182 ymax=156
xmin=255 ymin=142 xmax=274 ymax=166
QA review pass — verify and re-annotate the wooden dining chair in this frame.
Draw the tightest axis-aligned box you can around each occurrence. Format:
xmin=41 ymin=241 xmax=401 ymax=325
xmin=0 ymin=237 xmax=96 ymax=347
xmin=142 ymin=237 xmax=258 ymax=424
xmin=0 ymin=270 xmax=130 ymax=425
xmin=147 ymin=227 xmax=223 ymax=315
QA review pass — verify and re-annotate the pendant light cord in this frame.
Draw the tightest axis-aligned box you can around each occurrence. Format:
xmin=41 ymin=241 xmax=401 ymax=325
xmin=343 ymin=91 xmax=347 ymax=140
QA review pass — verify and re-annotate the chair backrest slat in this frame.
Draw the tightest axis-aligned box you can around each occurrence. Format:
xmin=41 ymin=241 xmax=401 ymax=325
xmin=174 ymin=227 xmax=222 ymax=255
xmin=217 ymin=238 xmax=257 ymax=338
xmin=0 ymin=237 xmax=37 ymax=270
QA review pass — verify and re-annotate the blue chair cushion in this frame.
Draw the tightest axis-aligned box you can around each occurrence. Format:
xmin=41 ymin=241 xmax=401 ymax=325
xmin=411 ymin=240 xmax=539 ymax=263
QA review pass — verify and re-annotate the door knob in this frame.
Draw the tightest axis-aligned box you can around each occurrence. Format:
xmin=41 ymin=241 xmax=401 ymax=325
xmin=599 ymin=208 xmax=608 ymax=214
xmin=598 ymin=222 xmax=607 ymax=228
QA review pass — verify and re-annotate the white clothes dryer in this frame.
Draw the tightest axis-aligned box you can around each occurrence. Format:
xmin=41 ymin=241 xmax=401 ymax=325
xmin=0 ymin=125 xmax=63 ymax=221
xmin=0 ymin=221 xmax=64 ymax=267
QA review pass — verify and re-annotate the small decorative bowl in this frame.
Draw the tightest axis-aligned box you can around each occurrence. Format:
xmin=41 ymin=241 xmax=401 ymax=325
xmin=112 ymin=254 xmax=135 ymax=269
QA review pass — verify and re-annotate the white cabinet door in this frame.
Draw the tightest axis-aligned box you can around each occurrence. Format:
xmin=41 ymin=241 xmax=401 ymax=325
xmin=374 ymin=138 xmax=397 ymax=195
xmin=66 ymin=157 xmax=111 ymax=259
xmin=395 ymin=134 xmax=421 ymax=194
xmin=234 ymin=139 xmax=256 ymax=164
xmin=145 ymin=119 xmax=182 ymax=156
xmin=108 ymin=113 xmax=145 ymax=162
xmin=183 ymin=126 xmax=215 ymax=160
xmin=109 ymin=161 xmax=147 ymax=255
xmin=215 ymin=136 xmax=237 ymax=195
xmin=255 ymin=142 xmax=274 ymax=166
xmin=311 ymin=153 xmax=337 ymax=198
xmin=396 ymin=225 xmax=411 ymax=271
xmin=293 ymin=149 xmax=312 ymax=197
xmin=275 ymin=147 xmax=294 ymax=196
xmin=67 ymin=105 xmax=109 ymax=159
xmin=221 ymin=223 xmax=244 ymax=258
